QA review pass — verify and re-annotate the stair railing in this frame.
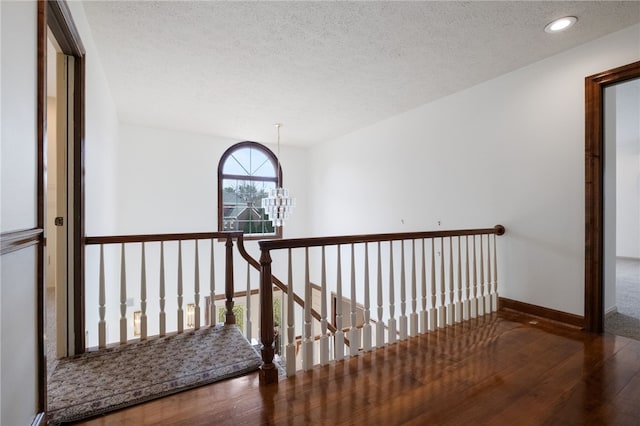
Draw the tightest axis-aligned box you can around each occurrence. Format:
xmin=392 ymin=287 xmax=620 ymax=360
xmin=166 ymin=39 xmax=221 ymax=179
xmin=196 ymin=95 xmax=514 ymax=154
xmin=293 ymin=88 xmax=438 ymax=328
xmin=84 ymin=232 xmax=242 ymax=348
xmin=257 ymin=225 xmax=506 ymax=384
xmin=235 ymin=236 xmax=339 ymax=335
xmin=84 ymin=230 xmax=331 ymax=350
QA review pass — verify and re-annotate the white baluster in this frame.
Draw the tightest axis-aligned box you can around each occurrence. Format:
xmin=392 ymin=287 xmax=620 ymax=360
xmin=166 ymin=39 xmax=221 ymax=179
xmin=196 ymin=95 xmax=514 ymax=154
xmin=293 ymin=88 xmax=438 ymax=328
xmin=455 ymin=236 xmax=462 ymax=323
xmin=209 ymin=239 xmax=216 ymax=327
xmin=447 ymin=237 xmax=454 ymax=326
xmin=303 ymin=247 xmax=313 ymax=370
xmin=286 ymin=248 xmax=296 ymax=376
xmin=429 ymin=239 xmax=437 ymax=331
xmin=410 ymin=240 xmax=418 ymax=337
xmin=478 ymin=235 xmax=485 ymax=317
xmin=349 ymin=244 xmax=359 ymax=356
xmin=420 ymin=238 xmax=429 ymax=334
xmin=376 ymin=242 xmax=385 ymax=347
xmin=320 ymin=247 xmax=330 ymax=364
xmin=140 ymin=242 xmax=148 ymax=340
xmin=279 ymin=281 xmax=285 ymax=359
xmin=388 ymin=241 xmax=397 ymax=344
xmin=98 ymin=244 xmax=106 ymax=348
xmin=438 ymin=238 xmax=446 ymax=328
xmin=399 ymin=241 xmax=408 ymax=340
xmin=245 ymin=262 xmax=252 ymax=341
xmin=335 ymin=245 xmax=345 ymax=360
xmin=300 ymin=307 xmax=305 ymax=364
xmin=471 ymin=236 xmax=478 ymax=318
xmin=362 ymin=243 xmax=372 ymax=352
xmin=119 ymin=243 xmax=127 ymax=344
xmin=492 ymin=234 xmax=499 ymax=312
xmin=194 ymin=240 xmax=201 ymax=330
xmin=177 ymin=240 xmax=184 ymax=333
xmin=159 ymin=241 xmax=166 ymax=336
xmin=485 ymin=234 xmax=492 ymax=314
xmin=463 ymin=236 xmax=470 ymax=321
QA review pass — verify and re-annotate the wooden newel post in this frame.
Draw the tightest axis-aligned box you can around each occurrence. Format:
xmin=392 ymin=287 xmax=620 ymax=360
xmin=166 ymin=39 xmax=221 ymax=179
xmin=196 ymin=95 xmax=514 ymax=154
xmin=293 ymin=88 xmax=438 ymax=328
xmin=259 ymin=247 xmax=278 ymax=385
xmin=224 ymin=236 xmax=236 ymax=325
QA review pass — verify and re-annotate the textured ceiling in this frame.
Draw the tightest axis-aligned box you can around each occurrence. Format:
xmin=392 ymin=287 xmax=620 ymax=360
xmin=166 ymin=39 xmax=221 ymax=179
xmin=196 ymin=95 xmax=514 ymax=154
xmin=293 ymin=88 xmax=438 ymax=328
xmin=82 ymin=1 xmax=640 ymax=146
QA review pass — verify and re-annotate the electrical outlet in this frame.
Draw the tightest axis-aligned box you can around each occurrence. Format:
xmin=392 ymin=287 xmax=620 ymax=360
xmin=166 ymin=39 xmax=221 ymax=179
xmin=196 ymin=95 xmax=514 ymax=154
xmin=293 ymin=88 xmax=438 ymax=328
xmin=127 ymin=297 xmax=134 ymax=307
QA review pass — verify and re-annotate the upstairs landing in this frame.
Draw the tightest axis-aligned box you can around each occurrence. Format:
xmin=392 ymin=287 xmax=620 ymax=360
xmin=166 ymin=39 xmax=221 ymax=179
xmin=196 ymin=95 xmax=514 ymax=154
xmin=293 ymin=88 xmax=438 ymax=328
xmin=75 ymin=311 xmax=640 ymax=425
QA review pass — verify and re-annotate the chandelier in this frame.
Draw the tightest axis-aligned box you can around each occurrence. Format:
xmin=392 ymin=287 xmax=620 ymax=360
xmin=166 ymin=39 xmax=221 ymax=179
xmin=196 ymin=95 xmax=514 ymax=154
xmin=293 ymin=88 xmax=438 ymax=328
xmin=262 ymin=123 xmax=295 ymax=227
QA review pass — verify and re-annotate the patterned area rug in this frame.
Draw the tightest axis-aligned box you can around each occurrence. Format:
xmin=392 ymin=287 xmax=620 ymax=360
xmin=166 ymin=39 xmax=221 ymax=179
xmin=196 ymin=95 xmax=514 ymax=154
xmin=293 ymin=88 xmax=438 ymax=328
xmin=47 ymin=325 xmax=262 ymax=424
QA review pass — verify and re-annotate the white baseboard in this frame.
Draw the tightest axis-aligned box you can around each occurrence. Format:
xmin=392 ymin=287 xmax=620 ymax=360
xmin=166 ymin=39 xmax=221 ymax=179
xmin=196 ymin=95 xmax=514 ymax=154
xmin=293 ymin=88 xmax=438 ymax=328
xmin=605 ymin=306 xmax=618 ymax=318
xmin=616 ymin=256 xmax=640 ymax=261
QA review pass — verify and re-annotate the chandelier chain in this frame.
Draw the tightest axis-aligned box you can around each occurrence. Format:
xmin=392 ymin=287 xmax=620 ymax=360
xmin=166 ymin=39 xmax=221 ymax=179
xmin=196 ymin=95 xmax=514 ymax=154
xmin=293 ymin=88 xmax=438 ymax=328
xmin=262 ymin=122 xmax=295 ymax=228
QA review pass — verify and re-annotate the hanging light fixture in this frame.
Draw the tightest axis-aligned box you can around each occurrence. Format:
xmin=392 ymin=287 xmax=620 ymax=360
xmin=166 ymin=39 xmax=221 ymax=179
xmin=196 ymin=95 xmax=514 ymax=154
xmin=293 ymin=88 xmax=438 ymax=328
xmin=262 ymin=123 xmax=295 ymax=228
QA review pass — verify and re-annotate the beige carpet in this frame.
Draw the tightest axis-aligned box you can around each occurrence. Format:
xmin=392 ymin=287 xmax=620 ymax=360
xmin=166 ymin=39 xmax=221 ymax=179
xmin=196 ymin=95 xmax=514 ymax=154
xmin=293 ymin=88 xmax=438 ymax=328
xmin=47 ymin=325 xmax=261 ymax=425
xmin=605 ymin=259 xmax=640 ymax=341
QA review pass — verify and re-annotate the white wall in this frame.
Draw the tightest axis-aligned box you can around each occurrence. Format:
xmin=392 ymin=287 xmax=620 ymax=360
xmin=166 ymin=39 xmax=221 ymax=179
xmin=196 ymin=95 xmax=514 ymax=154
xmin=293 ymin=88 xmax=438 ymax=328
xmin=114 ymin=123 xmax=308 ymax=238
xmin=615 ymin=79 xmax=640 ymax=259
xmin=308 ymin=24 xmax=640 ymax=316
xmin=0 ymin=1 xmax=39 ymax=424
xmin=66 ymin=1 xmax=120 ymax=237
xmin=1 ymin=249 xmax=39 ymax=423
xmin=115 ymin=124 xmax=234 ymax=234
xmin=1 ymin=1 xmax=37 ymax=232
xmin=82 ymin=122 xmax=309 ymax=346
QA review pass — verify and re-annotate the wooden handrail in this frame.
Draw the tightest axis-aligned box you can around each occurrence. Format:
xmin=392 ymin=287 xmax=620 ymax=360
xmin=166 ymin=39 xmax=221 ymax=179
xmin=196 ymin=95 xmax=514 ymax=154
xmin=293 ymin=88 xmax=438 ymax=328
xmin=258 ymin=225 xmax=505 ymax=251
xmin=85 ymin=231 xmax=243 ymax=245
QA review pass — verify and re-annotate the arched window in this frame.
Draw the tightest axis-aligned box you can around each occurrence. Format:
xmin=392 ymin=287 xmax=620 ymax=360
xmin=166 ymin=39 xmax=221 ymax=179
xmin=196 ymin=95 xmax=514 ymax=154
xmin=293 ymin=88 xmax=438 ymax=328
xmin=218 ymin=141 xmax=282 ymax=238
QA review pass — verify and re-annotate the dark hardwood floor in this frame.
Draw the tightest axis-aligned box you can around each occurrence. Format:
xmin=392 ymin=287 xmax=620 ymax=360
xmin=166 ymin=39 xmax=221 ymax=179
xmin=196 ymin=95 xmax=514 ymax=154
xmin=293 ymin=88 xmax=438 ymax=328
xmin=74 ymin=311 xmax=640 ymax=425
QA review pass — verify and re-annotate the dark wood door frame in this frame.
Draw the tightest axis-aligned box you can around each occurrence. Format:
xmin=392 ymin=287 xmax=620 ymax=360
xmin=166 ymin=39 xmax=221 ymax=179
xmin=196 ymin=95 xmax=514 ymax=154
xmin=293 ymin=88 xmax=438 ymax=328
xmin=37 ymin=0 xmax=86 ymax=414
xmin=584 ymin=60 xmax=640 ymax=333
xmin=41 ymin=0 xmax=87 ymax=354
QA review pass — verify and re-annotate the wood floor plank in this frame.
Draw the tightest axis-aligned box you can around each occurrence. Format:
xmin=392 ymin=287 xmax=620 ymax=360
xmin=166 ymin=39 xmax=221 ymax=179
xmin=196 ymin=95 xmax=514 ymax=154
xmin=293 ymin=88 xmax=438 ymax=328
xmin=73 ymin=312 xmax=640 ymax=426
xmin=543 ymin=337 xmax=639 ymax=425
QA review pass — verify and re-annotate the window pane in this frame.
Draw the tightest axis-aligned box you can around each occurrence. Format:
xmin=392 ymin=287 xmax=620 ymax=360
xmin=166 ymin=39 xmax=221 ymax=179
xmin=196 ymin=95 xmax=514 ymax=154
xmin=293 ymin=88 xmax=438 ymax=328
xmin=221 ymin=178 xmax=276 ymax=234
xmin=219 ymin=142 xmax=280 ymax=236
xmin=222 ymin=147 xmax=276 ymax=178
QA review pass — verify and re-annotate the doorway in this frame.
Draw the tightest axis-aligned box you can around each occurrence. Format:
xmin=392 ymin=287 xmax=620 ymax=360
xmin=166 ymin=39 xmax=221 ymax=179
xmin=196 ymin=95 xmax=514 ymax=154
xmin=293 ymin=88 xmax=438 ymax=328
xmin=585 ymin=60 xmax=640 ymax=333
xmin=603 ymin=78 xmax=640 ymax=339
xmin=45 ymin=33 xmax=60 ymax=374
xmin=38 ymin=0 xmax=87 ymax=415
xmin=46 ymin=30 xmax=81 ymax=364
xmin=41 ymin=1 xmax=87 ymax=357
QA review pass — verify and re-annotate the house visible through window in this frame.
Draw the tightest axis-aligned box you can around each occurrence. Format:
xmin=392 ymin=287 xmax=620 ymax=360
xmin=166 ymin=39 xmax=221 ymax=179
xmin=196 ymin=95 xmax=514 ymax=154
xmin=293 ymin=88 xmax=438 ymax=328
xmin=218 ymin=142 xmax=282 ymax=238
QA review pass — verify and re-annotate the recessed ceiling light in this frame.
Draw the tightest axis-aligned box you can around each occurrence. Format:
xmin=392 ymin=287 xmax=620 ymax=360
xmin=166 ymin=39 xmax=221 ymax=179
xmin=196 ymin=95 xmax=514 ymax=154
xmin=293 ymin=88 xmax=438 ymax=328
xmin=544 ymin=16 xmax=578 ymax=33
